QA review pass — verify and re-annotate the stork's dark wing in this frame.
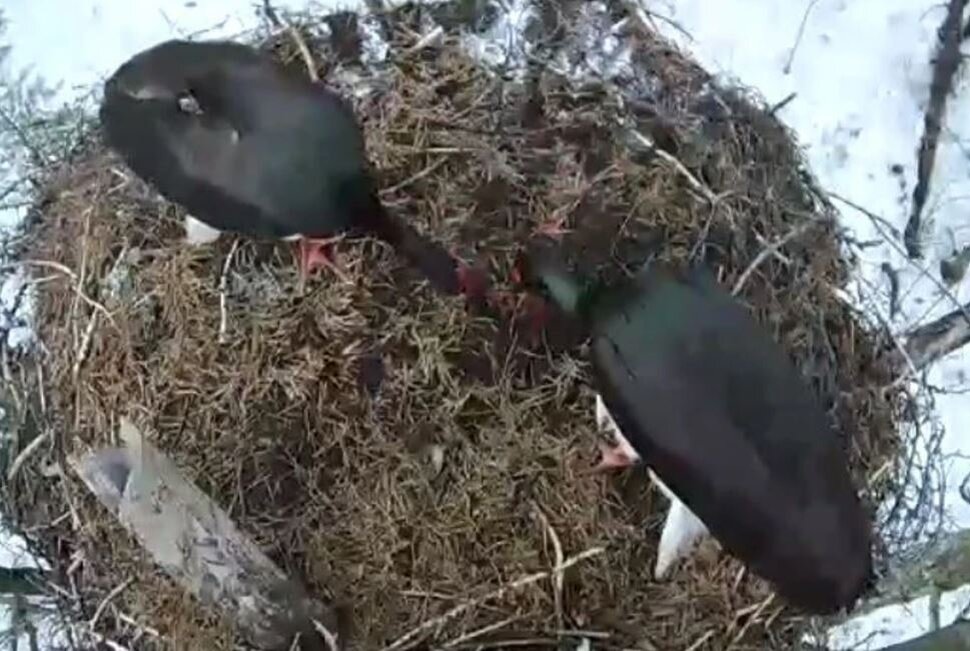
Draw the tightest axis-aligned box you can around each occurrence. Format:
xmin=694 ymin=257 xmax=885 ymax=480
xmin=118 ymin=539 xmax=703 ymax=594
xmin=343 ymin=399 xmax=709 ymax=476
xmin=591 ymin=270 xmax=871 ymax=613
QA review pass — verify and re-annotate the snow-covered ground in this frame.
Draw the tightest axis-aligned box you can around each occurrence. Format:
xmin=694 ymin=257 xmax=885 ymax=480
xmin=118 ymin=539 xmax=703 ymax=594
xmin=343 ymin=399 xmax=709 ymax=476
xmin=1 ymin=0 xmax=969 ymax=648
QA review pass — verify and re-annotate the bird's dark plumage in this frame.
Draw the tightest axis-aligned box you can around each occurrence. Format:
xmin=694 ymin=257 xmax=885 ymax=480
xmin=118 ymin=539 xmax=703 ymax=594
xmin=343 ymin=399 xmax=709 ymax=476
xmin=99 ymin=39 xmax=465 ymax=295
xmin=516 ymin=243 xmax=873 ymax=614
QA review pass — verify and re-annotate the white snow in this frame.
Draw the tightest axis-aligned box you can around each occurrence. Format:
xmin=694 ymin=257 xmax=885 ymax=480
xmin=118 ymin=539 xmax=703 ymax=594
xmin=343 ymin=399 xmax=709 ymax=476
xmin=460 ymin=0 xmax=536 ymax=73
xmin=1 ymin=0 xmax=358 ymax=106
xmin=1 ymin=0 xmax=969 ymax=648
xmin=820 ymin=583 xmax=970 ymax=650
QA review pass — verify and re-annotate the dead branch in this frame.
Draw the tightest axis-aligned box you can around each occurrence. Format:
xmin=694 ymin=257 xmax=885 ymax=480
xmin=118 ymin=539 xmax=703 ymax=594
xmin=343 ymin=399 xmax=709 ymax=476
xmin=897 ymin=300 xmax=970 ymax=371
xmin=903 ymin=0 xmax=969 ymax=259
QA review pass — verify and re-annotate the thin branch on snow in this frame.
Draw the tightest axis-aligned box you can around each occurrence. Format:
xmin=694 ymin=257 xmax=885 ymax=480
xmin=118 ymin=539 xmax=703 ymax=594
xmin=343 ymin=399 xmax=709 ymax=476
xmin=783 ymin=0 xmax=820 ymax=74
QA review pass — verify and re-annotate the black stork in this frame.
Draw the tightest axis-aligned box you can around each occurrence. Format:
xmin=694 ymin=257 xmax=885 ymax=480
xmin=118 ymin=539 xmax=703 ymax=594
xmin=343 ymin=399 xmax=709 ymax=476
xmin=512 ymin=239 xmax=873 ymax=615
xmin=99 ymin=39 xmax=486 ymax=298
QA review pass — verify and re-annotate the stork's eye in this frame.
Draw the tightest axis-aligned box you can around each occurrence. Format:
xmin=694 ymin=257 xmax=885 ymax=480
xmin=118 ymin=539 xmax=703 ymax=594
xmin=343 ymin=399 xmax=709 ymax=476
xmin=177 ymin=93 xmax=202 ymax=115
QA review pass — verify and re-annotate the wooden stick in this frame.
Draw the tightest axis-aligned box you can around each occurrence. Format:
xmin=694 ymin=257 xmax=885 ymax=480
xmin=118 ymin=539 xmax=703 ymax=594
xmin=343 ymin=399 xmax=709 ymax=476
xmin=732 ymin=219 xmax=822 ymax=295
xmin=381 ymin=547 xmax=604 ymax=651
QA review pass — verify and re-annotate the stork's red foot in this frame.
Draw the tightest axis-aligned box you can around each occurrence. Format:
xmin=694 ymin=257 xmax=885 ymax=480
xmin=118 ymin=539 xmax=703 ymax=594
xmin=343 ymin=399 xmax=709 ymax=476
xmin=592 ymin=440 xmax=638 ymax=473
xmin=295 ymin=237 xmax=349 ymax=290
xmin=534 ymin=217 xmax=571 ymax=239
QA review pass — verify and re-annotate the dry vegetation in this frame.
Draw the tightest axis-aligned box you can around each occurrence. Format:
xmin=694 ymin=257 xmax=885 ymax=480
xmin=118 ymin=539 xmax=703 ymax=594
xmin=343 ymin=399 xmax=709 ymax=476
xmin=2 ymin=1 xmax=904 ymax=649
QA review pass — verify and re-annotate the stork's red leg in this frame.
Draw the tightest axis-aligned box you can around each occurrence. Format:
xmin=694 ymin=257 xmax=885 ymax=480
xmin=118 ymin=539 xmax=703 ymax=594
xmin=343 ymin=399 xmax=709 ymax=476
xmin=521 ymin=294 xmax=552 ymax=344
xmin=295 ymin=237 xmax=350 ymax=288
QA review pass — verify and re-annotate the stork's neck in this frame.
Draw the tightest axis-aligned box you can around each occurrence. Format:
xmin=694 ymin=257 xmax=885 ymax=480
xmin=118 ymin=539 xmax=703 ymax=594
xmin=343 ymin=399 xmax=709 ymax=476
xmin=539 ymin=268 xmax=583 ymax=316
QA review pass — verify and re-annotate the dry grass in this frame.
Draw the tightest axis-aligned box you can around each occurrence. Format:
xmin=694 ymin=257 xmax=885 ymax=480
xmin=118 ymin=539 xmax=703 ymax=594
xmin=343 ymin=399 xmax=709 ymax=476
xmin=2 ymin=2 xmax=903 ymax=650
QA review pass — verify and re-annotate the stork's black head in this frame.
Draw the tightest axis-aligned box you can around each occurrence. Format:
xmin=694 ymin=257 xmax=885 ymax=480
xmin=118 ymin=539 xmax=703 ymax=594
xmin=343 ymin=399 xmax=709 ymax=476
xmin=512 ymin=239 xmax=587 ymax=317
xmin=507 ymin=239 xmax=603 ymax=347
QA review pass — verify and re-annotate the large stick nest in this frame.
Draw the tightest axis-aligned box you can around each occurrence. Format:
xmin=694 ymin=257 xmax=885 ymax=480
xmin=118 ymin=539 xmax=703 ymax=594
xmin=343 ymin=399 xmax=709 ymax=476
xmin=3 ymin=1 xmax=904 ymax=649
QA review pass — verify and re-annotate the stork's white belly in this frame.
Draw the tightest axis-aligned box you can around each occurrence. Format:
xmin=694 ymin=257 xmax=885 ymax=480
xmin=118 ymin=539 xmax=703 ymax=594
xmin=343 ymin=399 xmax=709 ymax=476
xmin=184 ymin=214 xmax=222 ymax=245
xmin=594 ymin=394 xmax=711 ymax=579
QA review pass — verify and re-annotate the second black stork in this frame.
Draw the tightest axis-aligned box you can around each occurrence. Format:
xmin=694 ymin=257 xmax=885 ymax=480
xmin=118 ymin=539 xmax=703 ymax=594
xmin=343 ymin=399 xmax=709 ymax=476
xmin=512 ymin=238 xmax=873 ymax=615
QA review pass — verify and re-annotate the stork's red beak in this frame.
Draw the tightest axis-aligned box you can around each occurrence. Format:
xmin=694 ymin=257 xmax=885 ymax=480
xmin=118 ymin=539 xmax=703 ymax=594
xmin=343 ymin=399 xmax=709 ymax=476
xmin=456 ymin=263 xmax=490 ymax=303
xmin=520 ymin=294 xmax=552 ymax=344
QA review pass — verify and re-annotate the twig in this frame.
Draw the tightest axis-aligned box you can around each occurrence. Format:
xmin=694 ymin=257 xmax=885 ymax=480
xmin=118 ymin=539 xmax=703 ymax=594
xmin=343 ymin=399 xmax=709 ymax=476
xmin=0 ymin=180 xmax=22 ymax=204
xmin=284 ymin=18 xmax=319 ymax=82
xmin=769 ymin=92 xmax=797 ymax=116
xmin=621 ymin=0 xmax=694 ymax=43
xmin=72 ymin=625 xmax=131 ymax=651
xmin=445 ymin=639 xmax=555 ymax=650
xmin=899 ymin=300 xmax=970 ymax=371
xmin=831 ymin=191 xmax=970 ymax=327
xmin=89 ymin=578 xmax=133 ymax=629
xmin=36 ymin=358 xmax=47 ymax=415
xmin=218 ymin=240 xmax=240 ymax=345
xmin=728 ymin=594 xmax=775 ymax=647
xmin=533 ymin=504 xmax=564 ymax=629
xmin=7 ymin=431 xmax=50 ymax=483
xmin=732 ymin=566 xmax=747 ymax=591
xmin=0 ymin=105 xmax=46 ymax=170
xmin=442 ymin=615 xmax=520 ymax=648
xmin=0 ymin=260 xmax=114 ymax=325
xmin=115 ymin=612 xmax=162 ymax=640
xmin=72 ymin=312 xmax=98 ymax=381
xmin=261 ymin=0 xmax=282 ymax=27
xmin=904 ymin=0 xmax=970 ymax=259
xmin=312 ymin=618 xmax=340 ymax=651
xmin=882 ymin=262 xmax=901 ymax=318
xmin=405 ymin=26 xmax=445 ymax=54
xmin=685 ymin=630 xmax=715 ymax=651
xmin=868 ymin=460 xmax=893 ymax=490
xmin=380 ymin=158 xmax=449 ymax=196
xmin=262 ymin=0 xmax=317 ymax=81
xmin=71 ymin=209 xmax=92 ymax=358
xmin=557 ymin=629 xmax=611 ymax=640
xmin=732 ymin=218 xmax=822 ymax=295
xmin=627 ymin=129 xmax=717 ymax=203
xmin=754 ymin=232 xmax=792 ymax=265
xmin=783 ymin=0 xmax=820 ymax=74
xmin=56 ymin=463 xmax=81 ymax=531
xmin=381 ymin=547 xmax=605 ymax=651
xmin=828 ymin=191 xmax=901 ymax=239
xmin=855 ymin=276 xmax=921 ymax=383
